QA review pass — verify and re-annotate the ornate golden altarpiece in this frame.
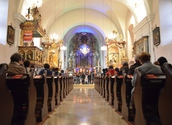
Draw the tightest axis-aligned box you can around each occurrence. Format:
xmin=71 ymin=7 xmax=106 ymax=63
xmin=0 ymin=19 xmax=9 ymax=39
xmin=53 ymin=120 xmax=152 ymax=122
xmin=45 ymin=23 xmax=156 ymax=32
xmin=18 ymin=7 xmax=61 ymax=68
xmin=106 ymin=38 xmax=128 ymax=68
xmin=19 ymin=7 xmax=45 ymax=67
xmin=18 ymin=46 xmax=43 ymax=67
xmin=41 ymin=40 xmax=63 ymax=68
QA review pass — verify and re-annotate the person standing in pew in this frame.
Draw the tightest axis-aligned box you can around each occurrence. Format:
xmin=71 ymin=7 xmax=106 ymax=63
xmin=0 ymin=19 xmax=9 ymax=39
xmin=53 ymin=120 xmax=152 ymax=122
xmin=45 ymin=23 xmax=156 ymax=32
xmin=7 ymin=53 xmax=26 ymax=74
xmin=130 ymin=52 xmax=163 ymax=109
xmin=106 ymin=65 xmax=116 ymax=76
xmin=127 ymin=54 xmax=141 ymax=75
xmin=39 ymin=63 xmax=52 ymax=76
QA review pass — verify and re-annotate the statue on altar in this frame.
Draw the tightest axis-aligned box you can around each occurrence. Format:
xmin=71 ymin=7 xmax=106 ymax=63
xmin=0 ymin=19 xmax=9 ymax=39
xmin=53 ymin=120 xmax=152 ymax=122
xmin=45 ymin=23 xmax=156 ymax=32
xmin=68 ymin=51 xmax=74 ymax=68
xmin=93 ymin=51 xmax=99 ymax=67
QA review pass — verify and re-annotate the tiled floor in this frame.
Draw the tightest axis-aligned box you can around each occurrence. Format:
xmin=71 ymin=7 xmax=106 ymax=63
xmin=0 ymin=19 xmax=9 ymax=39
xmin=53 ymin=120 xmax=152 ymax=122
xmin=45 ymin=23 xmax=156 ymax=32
xmin=42 ymin=86 xmax=131 ymax=125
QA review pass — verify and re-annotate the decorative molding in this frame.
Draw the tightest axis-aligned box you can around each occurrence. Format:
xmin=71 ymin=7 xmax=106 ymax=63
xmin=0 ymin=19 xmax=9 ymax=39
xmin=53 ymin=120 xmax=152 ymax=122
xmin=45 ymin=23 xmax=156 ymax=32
xmin=13 ymin=13 xmax=26 ymax=23
xmin=133 ymin=14 xmax=155 ymax=33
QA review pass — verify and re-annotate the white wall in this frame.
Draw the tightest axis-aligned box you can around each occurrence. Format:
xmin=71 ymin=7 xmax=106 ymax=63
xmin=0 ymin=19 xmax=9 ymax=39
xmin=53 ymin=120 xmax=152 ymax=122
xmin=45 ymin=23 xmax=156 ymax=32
xmin=152 ymin=0 xmax=172 ymax=63
xmin=0 ymin=0 xmax=26 ymax=64
xmin=0 ymin=0 xmax=14 ymax=63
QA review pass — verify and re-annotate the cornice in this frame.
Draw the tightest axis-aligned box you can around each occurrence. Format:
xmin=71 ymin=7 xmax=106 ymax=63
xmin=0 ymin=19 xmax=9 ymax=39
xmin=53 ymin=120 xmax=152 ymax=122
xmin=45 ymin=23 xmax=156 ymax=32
xmin=133 ymin=14 xmax=155 ymax=33
xmin=13 ymin=13 xmax=26 ymax=23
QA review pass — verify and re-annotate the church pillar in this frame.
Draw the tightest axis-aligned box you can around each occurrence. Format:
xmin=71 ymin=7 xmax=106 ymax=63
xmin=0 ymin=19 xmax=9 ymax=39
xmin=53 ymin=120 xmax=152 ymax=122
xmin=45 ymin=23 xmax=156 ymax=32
xmin=13 ymin=13 xmax=26 ymax=52
xmin=147 ymin=14 xmax=155 ymax=61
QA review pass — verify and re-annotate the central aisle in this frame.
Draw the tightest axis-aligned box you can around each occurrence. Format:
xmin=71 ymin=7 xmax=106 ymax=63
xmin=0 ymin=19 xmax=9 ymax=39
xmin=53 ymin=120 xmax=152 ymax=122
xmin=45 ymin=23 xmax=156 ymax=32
xmin=42 ymin=88 xmax=131 ymax=125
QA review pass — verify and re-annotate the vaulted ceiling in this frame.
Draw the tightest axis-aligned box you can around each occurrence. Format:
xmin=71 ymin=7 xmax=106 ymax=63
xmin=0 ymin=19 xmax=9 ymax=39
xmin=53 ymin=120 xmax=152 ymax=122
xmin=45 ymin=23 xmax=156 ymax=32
xmin=18 ymin=0 xmax=148 ymax=46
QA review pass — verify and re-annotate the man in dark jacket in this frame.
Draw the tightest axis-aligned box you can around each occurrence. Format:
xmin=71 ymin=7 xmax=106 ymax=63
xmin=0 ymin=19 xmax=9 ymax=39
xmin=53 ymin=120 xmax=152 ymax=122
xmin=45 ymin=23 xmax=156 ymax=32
xmin=128 ymin=55 xmax=141 ymax=75
xmin=39 ymin=63 xmax=52 ymax=76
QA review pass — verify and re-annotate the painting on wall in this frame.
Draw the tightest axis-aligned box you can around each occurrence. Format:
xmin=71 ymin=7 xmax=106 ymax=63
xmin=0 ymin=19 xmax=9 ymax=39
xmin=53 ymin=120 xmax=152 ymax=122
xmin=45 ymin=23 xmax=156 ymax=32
xmin=7 ymin=25 xmax=15 ymax=46
xmin=153 ymin=27 xmax=160 ymax=46
xmin=134 ymin=36 xmax=149 ymax=55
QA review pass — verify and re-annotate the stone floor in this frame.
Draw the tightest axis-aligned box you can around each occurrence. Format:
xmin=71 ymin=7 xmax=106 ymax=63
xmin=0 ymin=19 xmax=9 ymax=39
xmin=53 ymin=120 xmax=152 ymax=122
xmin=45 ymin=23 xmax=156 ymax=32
xmin=41 ymin=85 xmax=132 ymax=125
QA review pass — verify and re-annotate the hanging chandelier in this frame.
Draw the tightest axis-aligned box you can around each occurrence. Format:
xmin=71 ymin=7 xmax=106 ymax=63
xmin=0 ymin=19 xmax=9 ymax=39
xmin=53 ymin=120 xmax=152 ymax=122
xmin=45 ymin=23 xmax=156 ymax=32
xmin=127 ymin=0 xmax=144 ymax=8
xmin=50 ymin=33 xmax=58 ymax=42
xmin=108 ymin=30 xmax=117 ymax=40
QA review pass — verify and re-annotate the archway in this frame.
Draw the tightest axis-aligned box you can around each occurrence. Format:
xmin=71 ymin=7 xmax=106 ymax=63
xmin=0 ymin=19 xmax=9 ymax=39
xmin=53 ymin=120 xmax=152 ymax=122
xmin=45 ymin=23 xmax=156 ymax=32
xmin=67 ymin=32 xmax=100 ymax=72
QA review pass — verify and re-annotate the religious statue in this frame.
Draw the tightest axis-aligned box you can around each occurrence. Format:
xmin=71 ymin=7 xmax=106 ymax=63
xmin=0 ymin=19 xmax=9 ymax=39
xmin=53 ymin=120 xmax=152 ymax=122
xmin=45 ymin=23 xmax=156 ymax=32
xmin=93 ymin=51 xmax=99 ymax=67
xmin=68 ymin=51 xmax=74 ymax=68
xmin=68 ymin=58 xmax=72 ymax=68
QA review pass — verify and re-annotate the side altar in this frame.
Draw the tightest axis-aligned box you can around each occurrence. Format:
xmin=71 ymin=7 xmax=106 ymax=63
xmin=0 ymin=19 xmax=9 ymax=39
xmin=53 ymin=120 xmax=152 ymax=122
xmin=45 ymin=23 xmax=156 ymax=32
xmin=106 ymin=35 xmax=128 ymax=68
xmin=18 ymin=46 xmax=43 ymax=67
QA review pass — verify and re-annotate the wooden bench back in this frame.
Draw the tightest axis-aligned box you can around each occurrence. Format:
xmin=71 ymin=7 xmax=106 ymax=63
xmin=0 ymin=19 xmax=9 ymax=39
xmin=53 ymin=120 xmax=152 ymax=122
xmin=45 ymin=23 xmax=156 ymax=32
xmin=0 ymin=64 xmax=13 ymax=125
xmin=114 ymin=75 xmax=123 ymax=111
xmin=34 ymin=74 xmax=48 ymax=122
xmin=158 ymin=63 xmax=172 ymax=125
xmin=134 ymin=71 xmax=165 ymax=125
xmin=121 ymin=74 xmax=133 ymax=121
xmin=6 ymin=71 xmax=37 ymax=125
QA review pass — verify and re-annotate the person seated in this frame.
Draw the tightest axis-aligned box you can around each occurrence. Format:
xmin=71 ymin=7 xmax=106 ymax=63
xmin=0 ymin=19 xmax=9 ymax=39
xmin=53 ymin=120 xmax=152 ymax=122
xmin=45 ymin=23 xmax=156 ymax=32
xmin=128 ymin=54 xmax=141 ymax=75
xmin=130 ymin=52 xmax=163 ymax=109
xmin=118 ymin=62 xmax=129 ymax=75
xmin=7 ymin=53 xmax=26 ymax=74
xmin=39 ymin=63 xmax=52 ymax=76
xmin=23 ymin=60 xmax=31 ymax=74
xmin=157 ymin=56 xmax=168 ymax=73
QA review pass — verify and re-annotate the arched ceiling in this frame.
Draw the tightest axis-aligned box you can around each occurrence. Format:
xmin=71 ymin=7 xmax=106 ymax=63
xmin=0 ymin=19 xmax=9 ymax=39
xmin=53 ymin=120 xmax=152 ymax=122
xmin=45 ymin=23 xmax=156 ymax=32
xmin=19 ymin=0 xmax=148 ymax=44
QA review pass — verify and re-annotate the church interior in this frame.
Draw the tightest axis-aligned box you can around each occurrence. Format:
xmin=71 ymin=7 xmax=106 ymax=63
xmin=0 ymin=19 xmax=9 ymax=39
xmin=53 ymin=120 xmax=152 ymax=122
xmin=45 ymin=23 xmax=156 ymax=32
xmin=0 ymin=0 xmax=172 ymax=125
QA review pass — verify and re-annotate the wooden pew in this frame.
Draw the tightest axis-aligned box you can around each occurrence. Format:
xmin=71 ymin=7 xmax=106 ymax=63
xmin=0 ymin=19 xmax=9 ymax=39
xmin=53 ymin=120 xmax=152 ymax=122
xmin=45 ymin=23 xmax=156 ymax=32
xmin=102 ymin=77 xmax=106 ymax=98
xmin=105 ymin=76 xmax=110 ymax=101
xmin=134 ymin=72 xmax=165 ymax=125
xmin=0 ymin=64 xmax=14 ymax=125
xmin=94 ymin=76 xmax=99 ymax=92
xmin=108 ymin=77 xmax=115 ymax=105
xmin=25 ymin=70 xmax=37 ymax=125
xmin=59 ymin=77 xmax=63 ymax=102
xmin=34 ymin=75 xmax=48 ymax=122
xmin=63 ymin=77 xmax=66 ymax=98
xmin=113 ymin=75 xmax=123 ymax=111
xmin=66 ymin=76 xmax=69 ymax=95
xmin=99 ymin=76 xmax=103 ymax=95
xmin=158 ymin=63 xmax=172 ymax=125
xmin=46 ymin=76 xmax=55 ymax=112
xmin=121 ymin=74 xmax=134 ymax=121
xmin=6 ymin=71 xmax=37 ymax=125
xmin=54 ymin=76 xmax=60 ymax=105
xmin=68 ymin=76 xmax=73 ymax=92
